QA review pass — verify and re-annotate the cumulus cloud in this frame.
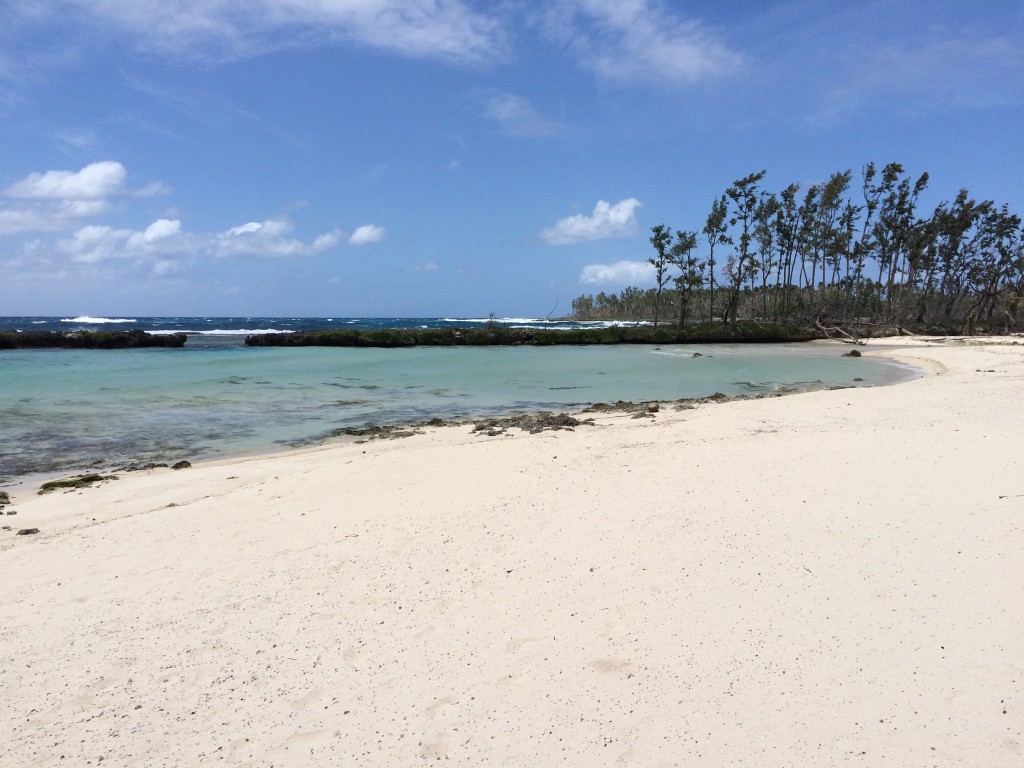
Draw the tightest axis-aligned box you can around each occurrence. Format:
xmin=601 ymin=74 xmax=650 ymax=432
xmin=214 ymin=217 xmax=342 ymax=258
xmin=348 ymin=224 xmax=386 ymax=245
xmin=142 ymin=218 xmax=182 ymax=241
xmin=579 ymin=259 xmax=655 ymax=286
xmin=543 ymin=0 xmax=742 ymax=86
xmin=0 ymin=161 xmax=169 ymax=235
xmin=23 ymin=1 xmax=507 ymax=63
xmin=6 ymin=161 xmax=128 ymax=200
xmin=483 ymin=93 xmax=561 ymax=137
xmin=540 ymin=198 xmax=641 ymax=245
xmin=54 ymin=219 xmax=193 ymax=270
xmin=1 ymin=161 xmax=349 ymax=279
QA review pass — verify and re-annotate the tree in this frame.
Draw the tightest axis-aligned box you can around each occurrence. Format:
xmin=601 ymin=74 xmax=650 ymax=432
xmin=668 ymin=229 xmax=701 ymax=327
xmin=753 ymin=192 xmax=781 ymax=320
xmin=703 ymin=195 xmax=730 ymax=324
xmin=648 ymin=224 xmax=674 ymax=329
xmin=774 ymin=182 xmax=801 ymax=319
xmin=723 ymin=170 xmax=767 ymax=326
xmin=812 ymin=170 xmax=853 ymax=314
xmin=567 ymin=161 xmax=1021 ymax=337
xmin=844 ymin=163 xmax=882 ymax=320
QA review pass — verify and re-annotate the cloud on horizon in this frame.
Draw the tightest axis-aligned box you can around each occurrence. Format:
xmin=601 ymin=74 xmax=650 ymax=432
xmin=540 ymin=198 xmax=641 ymax=245
xmin=579 ymin=259 xmax=655 ymax=287
xmin=214 ymin=218 xmax=342 ymax=259
xmin=1 ymin=161 xmax=351 ymax=277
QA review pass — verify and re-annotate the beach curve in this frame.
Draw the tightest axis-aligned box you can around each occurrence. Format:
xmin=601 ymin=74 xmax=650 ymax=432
xmin=1 ymin=336 xmax=1021 ymax=766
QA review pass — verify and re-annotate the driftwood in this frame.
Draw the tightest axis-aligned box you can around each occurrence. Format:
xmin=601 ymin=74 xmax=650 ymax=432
xmin=813 ymin=318 xmax=864 ymax=345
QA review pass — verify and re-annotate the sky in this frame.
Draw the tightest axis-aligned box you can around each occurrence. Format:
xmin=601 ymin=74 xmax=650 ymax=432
xmin=1 ymin=0 xmax=1022 ymax=318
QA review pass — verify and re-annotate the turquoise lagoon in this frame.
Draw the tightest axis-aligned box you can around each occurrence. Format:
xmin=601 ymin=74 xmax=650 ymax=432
xmin=0 ymin=338 xmax=915 ymax=481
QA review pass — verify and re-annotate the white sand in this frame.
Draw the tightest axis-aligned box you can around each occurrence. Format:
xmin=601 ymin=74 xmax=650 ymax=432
xmin=1 ymin=337 xmax=1022 ymax=767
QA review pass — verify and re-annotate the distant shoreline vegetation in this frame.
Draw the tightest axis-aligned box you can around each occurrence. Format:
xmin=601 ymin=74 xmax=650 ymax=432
xmin=571 ymin=163 xmax=1023 ymax=339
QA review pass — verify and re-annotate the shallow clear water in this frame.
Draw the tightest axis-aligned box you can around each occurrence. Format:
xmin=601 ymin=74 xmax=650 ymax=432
xmin=0 ymin=338 xmax=913 ymax=480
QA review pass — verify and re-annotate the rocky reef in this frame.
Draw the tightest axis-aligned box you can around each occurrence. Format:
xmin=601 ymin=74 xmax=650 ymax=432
xmin=0 ymin=329 xmax=187 ymax=349
xmin=245 ymin=323 xmax=817 ymax=348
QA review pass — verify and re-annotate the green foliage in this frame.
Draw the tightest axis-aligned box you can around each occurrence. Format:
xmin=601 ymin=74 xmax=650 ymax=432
xmin=569 ymin=161 xmax=1023 ymax=335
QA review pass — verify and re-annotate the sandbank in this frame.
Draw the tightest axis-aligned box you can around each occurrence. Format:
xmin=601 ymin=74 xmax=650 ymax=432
xmin=1 ymin=337 xmax=1022 ymax=766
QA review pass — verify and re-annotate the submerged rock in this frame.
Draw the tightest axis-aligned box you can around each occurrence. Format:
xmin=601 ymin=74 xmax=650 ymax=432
xmin=843 ymin=349 xmax=862 ymax=357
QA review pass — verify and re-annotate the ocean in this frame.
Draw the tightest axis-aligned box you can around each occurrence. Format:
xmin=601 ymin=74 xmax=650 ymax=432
xmin=0 ymin=316 xmax=916 ymax=481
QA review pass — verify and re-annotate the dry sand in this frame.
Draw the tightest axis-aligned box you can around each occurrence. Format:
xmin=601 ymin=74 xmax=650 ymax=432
xmin=1 ymin=337 xmax=1021 ymax=767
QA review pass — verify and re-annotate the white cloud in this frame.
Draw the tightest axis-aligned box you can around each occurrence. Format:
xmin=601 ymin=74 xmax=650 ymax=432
xmin=0 ymin=161 xmax=169 ymax=234
xmin=26 ymin=1 xmax=507 ymax=63
xmin=6 ymin=160 xmax=127 ymax=200
xmin=483 ymin=93 xmax=561 ymax=137
xmin=153 ymin=259 xmax=186 ymax=277
xmin=540 ymin=198 xmax=641 ymax=245
xmin=55 ymin=219 xmax=193 ymax=268
xmin=579 ymin=259 xmax=655 ymax=286
xmin=142 ymin=218 xmax=181 ymax=241
xmin=349 ymin=224 xmax=386 ymax=245
xmin=1 ymin=161 xmax=347 ymax=277
xmin=311 ymin=231 xmax=342 ymax=250
xmin=214 ymin=217 xmax=341 ymax=258
xmin=0 ymin=199 xmax=115 ymax=235
xmin=0 ymin=207 xmax=67 ymax=235
xmin=46 ymin=214 xmax=340 ymax=269
xmin=544 ymin=0 xmax=742 ymax=86
xmin=134 ymin=180 xmax=173 ymax=197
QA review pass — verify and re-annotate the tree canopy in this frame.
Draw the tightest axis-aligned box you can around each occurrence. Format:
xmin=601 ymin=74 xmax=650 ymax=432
xmin=571 ymin=163 xmax=1024 ymax=335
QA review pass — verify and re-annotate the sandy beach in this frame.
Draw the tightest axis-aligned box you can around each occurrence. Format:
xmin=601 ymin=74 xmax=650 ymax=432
xmin=1 ymin=337 xmax=1021 ymax=767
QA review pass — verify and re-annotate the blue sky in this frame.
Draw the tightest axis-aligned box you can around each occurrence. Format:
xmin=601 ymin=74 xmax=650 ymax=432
xmin=1 ymin=0 xmax=1022 ymax=317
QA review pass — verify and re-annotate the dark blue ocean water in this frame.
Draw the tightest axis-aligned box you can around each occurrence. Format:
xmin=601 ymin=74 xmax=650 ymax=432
xmin=0 ymin=316 xmax=916 ymax=481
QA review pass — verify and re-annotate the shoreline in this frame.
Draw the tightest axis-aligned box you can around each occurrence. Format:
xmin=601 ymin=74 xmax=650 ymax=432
xmin=1 ymin=336 xmax=1021 ymax=766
